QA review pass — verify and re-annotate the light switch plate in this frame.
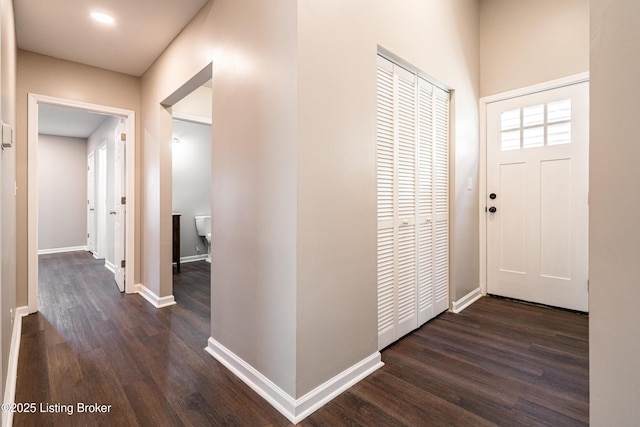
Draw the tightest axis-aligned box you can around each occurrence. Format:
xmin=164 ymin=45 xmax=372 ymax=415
xmin=2 ymin=123 xmax=13 ymax=148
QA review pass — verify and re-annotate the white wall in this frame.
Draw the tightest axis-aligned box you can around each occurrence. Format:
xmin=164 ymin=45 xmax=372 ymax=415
xmin=590 ymin=0 xmax=640 ymax=424
xmin=480 ymin=0 xmax=589 ymax=96
xmin=37 ymin=135 xmax=87 ymax=251
xmin=172 ymin=119 xmax=211 ymax=259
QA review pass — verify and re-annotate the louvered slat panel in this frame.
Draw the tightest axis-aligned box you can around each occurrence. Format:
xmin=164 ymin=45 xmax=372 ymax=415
xmin=417 ymin=220 xmax=433 ymax=324
xmin=418 ymin=80 xmax=433 ymax=217
xmin=377 ymin=62 xmax=395 ymax=222
xmin=417 ymin=77 xmax=434 ymax=326
xmin=434 ymin=92 xmax=449 ymax=216
xmin=397 ymin=224 xmax=416 ymax=321
xmin=397 ymin=74 xmax=416 ymax=219
xmin=434 ymin=221 xmax=449 ymax=304
xmin=377 ymin=227 xmax=395 ymax=334
xmin=376 ymin=57 xmax=396 ymax=347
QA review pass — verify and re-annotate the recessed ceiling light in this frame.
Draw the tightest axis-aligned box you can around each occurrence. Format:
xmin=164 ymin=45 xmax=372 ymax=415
xmin=91 ymin=12 xmax=115 ymax=25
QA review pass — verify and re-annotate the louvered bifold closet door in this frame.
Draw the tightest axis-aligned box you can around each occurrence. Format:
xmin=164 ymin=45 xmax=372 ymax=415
xmin=376 ymin=56 xmax=396 ymax=349
xmin=417 ymin=77 xmax=434 ymax=326
xmin=433 ymin=87 xmax=449 ymax=314
xmin=377 ymin=54 xmax=448 ymax=350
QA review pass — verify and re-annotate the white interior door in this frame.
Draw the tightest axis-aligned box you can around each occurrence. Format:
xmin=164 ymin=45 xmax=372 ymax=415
xmin=87 ymin=151 xmax=96 ymax=254
xmin=486 ymin=82 xmax=589 ymax=312
xmin=96 ymin=144 xmax=107 ymax=259
xmin=113 ymin=121 xmax=126 ymax=292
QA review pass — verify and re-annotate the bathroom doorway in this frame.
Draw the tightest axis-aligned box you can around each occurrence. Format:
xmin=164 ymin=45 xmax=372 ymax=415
xmin=157 ymin=63 xmax=212 ymax=306
xmin=170 ymin=80 xmax=212 ymax=304
xmin=27 ymin=94 xmax=136 ymax=313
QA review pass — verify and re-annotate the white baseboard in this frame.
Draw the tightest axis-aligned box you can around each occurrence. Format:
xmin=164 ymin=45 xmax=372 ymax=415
xmin=452 ymin=287 xmax=484 ymax=314
xmin=134 ymin=284 xmax=176 ymax=308
xmin=3 ymin=306 xmax=29 ymax=427
xmin=104 ymin=260 xmax=116 ymax=274
xmin=180 ymin=254 xmax=208 ymax=263
xmin=37 ymin=246 xmax=88 ymax=255
xmin=205 ymin=337 xmax=383 ymax=424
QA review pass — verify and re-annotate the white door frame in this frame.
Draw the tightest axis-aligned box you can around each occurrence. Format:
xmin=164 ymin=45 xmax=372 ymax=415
xmin=114 ymin=120 xmax=126 ymax=291
xmin=28 ymin=93 xmax=137 ymax=313
xmin=87 ymin=151 xmax=96 ymax=254
xmin=478 ymin=72 xmax=589 ymax=296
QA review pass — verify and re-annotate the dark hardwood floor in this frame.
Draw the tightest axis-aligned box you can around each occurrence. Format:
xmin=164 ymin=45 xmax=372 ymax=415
xmin=14 ymin=251 xmax=588 ymax=426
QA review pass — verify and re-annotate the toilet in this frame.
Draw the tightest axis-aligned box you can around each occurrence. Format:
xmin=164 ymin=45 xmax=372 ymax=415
xmin=194 ymin=215 xmax=212 ymax=263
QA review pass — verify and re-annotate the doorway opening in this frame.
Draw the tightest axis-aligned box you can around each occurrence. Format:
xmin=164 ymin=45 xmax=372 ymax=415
xmin=159 ymin=63 xmax=212 ymax=304
xmin=27 ymin=94 xmax=136 ymax=313
xmin=171 ymin=81 xmax=213 ymax=270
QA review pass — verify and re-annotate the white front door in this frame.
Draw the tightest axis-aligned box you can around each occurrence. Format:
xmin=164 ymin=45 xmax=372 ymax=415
xmin=87 ymin=152 xmax=96 ymax=254
xmin=486 ymin=82 xmax=589 ymax=312
xmin=113 ymin=121 xmax=126 ymax=292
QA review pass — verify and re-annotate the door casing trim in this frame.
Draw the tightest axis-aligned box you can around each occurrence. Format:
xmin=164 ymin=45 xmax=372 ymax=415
xmin=28 ymin=93 xmax=137 ymax=313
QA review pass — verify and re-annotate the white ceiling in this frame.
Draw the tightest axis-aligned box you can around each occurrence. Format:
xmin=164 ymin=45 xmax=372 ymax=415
xmin=15 ymin=0 xmax=209 ymax=77
xmin=18 ymin=0 xmax=209 ymax=137
xmin=38 ymin=104 xmax=112 ymax=138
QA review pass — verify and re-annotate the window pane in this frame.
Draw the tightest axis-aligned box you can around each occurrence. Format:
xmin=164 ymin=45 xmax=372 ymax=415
xmin=523 ymin=104 xmax=544 ymax=127
xmin=523 ymin=126 xmax=544 ymax=148
xmin=501 ymin=130 xmax=520 ymax=151
xmin=547 ymin=99 xmax=571 ymax=123
xmin=547 ymin=122 xmax=571 ymax=145
xmin=501 ymin=109 xmax=520 ymax=131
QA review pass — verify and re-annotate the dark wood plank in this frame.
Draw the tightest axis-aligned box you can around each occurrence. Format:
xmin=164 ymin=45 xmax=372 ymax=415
xmin=14 ymin=252 xmax=588 ymax=426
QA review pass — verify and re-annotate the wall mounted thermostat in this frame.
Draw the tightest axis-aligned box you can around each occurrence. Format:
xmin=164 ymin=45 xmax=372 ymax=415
xmin=2 ymin=122 xmax=13 ymax=149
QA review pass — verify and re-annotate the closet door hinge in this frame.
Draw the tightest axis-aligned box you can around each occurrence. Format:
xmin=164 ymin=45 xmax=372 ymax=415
xmin=121 ymin=260 xmax=126 ymax=269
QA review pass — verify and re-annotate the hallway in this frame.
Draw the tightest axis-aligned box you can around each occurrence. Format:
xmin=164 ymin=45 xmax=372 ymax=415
xmin=14 ymin=252 xmax=588 ymax=425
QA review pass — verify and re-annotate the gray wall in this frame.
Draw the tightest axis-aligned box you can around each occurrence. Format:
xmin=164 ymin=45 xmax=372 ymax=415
xmin=480 ymin=0 xmax=589 ymax=97
xmin=141 ymin=0 xmax=480 ymax=399
xmin=172 ymin=118 xmax=211 ymax=259
xmin=0 ymin=0 xmax=17 ymax=403
xmin=37 ymin=134 xmax=88 ymax=251
xmin=141 ymin=0 xmax=299 ymax=396
xmin=590 ymin=0 xmax=640 ymax=424
xmin=295 ymin=0 xmax=480 ymax=394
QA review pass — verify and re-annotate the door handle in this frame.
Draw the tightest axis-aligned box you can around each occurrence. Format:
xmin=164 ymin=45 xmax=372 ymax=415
xmin=488 ymin=207 xmax=497 ymax=213
xmin=109 ymin=211 xmax=117 ymax=215
xmin=89 ymin=208 xmax=94 ymax=212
